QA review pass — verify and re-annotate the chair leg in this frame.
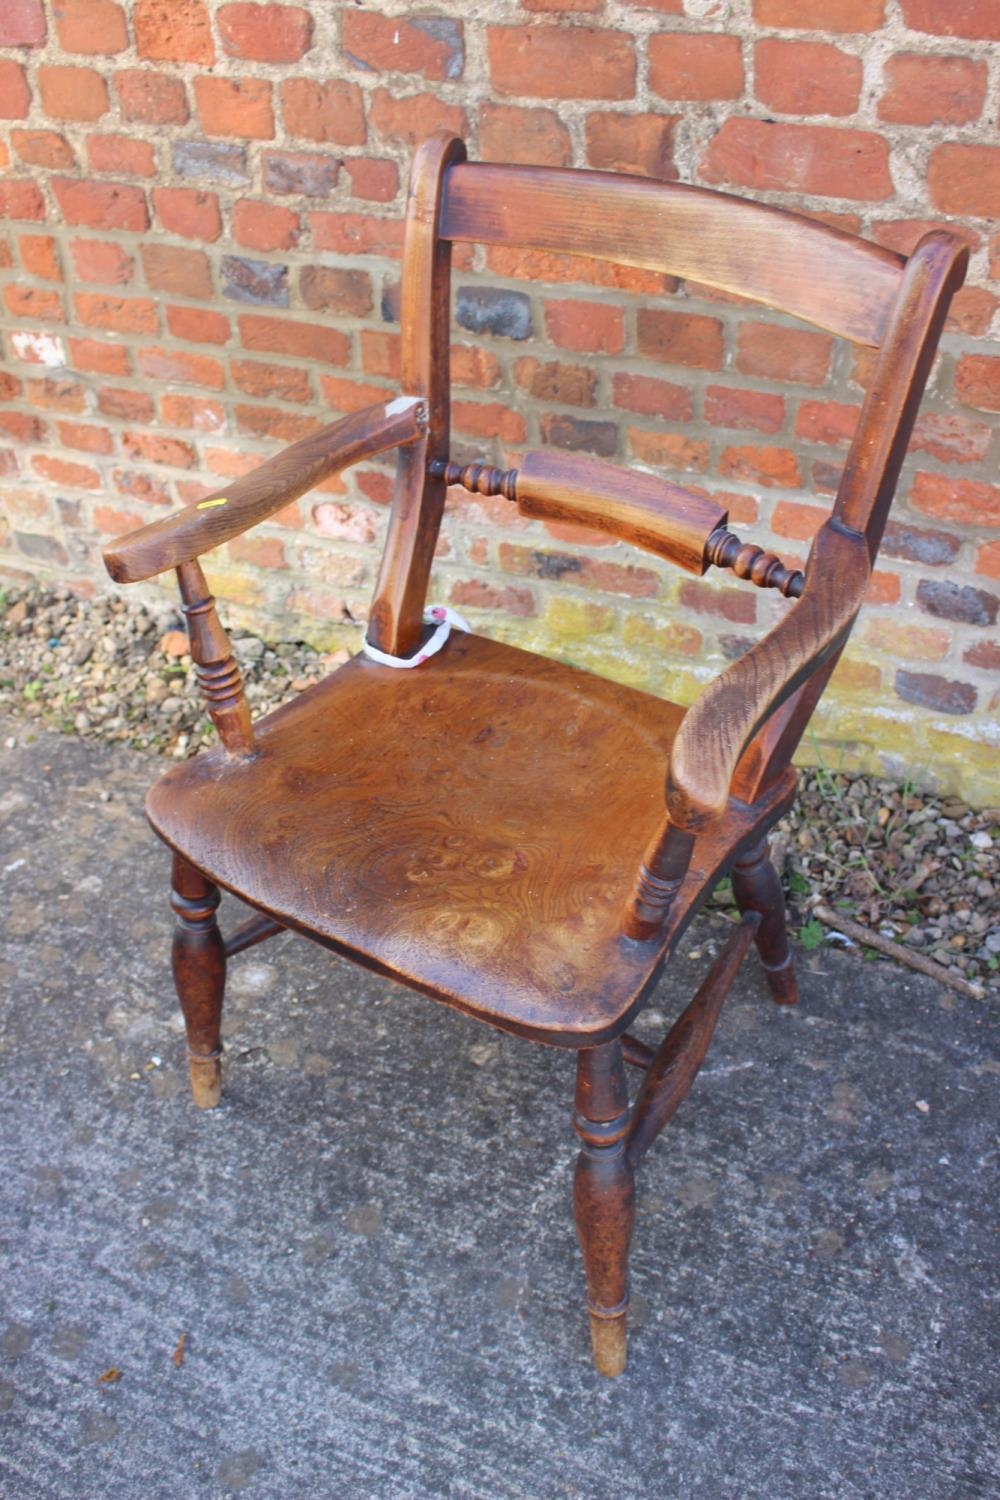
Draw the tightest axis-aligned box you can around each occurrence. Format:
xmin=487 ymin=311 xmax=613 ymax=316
xmin=731 ymin=838 xmax=798 ymax=1006
xmin=170 ymin=852 xmax=226 ymax=1108
xmin=573 ymin=1040 xmax=635 ymax=1377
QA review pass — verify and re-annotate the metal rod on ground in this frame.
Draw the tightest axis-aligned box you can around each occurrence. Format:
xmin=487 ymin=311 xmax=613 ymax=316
xmin=812 ymin=904 xmax=986 ymax=1001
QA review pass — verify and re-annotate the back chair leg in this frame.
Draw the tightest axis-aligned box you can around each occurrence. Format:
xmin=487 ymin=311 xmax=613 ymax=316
xmin=573 ymin=1040 xmax=635 ymax=1377
xmin=731 ymin=838 xmax=798 ymax=1006
xmin=170 ymin=851 xmax=226 ymax=1108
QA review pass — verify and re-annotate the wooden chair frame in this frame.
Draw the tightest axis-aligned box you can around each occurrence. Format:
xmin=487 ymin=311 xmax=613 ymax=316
xmin=103 ymin=134 xmax=967 ymax=1376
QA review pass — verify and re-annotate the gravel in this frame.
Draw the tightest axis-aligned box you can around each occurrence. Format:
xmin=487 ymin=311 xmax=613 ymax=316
xmin=2 ymin=580 xmax=996 ymax=995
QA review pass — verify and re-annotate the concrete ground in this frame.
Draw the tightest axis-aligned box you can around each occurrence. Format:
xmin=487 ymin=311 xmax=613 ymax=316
xmin=0 ymin=713 xmax=996 ymax=1500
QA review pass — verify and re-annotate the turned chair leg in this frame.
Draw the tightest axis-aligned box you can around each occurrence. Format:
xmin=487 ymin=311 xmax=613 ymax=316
xmin=573 ymin=1041 xmax=635 ymax=1377
xmin=731 ymin=838 xmax=798 ymax=1006
xmin=170 ymin=851 xmax=226 ymax=1108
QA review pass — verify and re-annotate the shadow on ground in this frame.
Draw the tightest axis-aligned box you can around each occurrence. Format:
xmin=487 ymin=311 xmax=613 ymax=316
xmin=0 ymin=718 xmax=996 ymax=1499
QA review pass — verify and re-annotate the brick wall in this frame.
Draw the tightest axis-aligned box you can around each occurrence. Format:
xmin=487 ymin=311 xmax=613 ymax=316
xmin=1 ymin=0 xmax=998 ymax=801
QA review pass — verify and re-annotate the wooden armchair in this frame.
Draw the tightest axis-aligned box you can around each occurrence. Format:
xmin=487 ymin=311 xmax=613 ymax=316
xmin=102 ymin=134 xmax=967 ymax=1376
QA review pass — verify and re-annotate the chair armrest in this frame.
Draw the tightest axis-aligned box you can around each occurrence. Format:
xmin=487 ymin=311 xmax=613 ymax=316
xmin=667 ymin=522 xmax=870 ymax=830
xmin=103 ymin=395 xmax=427 ymax=584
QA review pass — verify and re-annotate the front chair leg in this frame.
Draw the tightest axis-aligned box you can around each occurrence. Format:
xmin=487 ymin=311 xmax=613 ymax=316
xmin=573 ymin=1040 xmax=635 ymax=1377
xmin=170 ymin=851 xmax=226 ymax=1108
xmin=731 ymin=838 xmax=798 ymax=1006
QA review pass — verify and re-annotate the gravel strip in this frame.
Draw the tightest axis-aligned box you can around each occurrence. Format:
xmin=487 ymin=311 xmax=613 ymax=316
xmin=2 ymin=580 xmax=996 ymax=996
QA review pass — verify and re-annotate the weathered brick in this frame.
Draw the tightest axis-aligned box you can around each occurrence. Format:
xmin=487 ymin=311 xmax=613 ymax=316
xmin=0 ymin=1 xmax=46 ymax=46
xmin=703 ymin=120 xmax=892 ymax=202
xmin=899 ymin=0 xmax=1000 ymax=40
xmin=879 ymin=53 xmax=986 ymax=126
xmin=53 ymin=178 xmax=148 ymax=231
xmin=166 ymin=305 xmax=231 ymax=344
xmin=32 ymin=454 xmax=101 ymax=488
xmin=10 ymin=129 xmax=75 ymax=168
xmin=281 ymin=78 xmax=366 ymax=145
xmin=679 ymin=578 xmax=757 ymax=625
xmin=487 ymin=26 xmax=635 ymax=101
xmin=342 ymin=12 xmax=463 ymax=81
xmin=194 ymin=76 xmax=274 ymax=140
xmin=771 ymin=499 xmax=829 ymax=540
xmin=122 ymin=431 xmax=198 ymax=467
xmin=546 ymin=300 xmax=624 ymax=355
xmin=453 ymin=401 xmax=526 ymax=445
xmin=344 ymin=158 xmax=399 ymax=203
xmin=137 ymin=346 xmax=225 ymax=390
xmin=74 ymin=293 xmax=158 ymax=334
xmin=87 ymin=135 xmax=156 ymax=177
xmin=310 ymin=212 xmax=404 ymax=259
xmin=795 ymin=400 xmax=860 ymax=445
xmin=3 ymin=285 xmax=63 ymax=322
xmin=0 ymin=61 xmax=30 ymax=119
xmin=55 ymin=0 xmax=127 ymax=54
xmin=637 ymin=309 xmax=723 ymax=369
xmin=649 ymin=33 xmax=744 ymax=102
xmin=964 ymin=639 xmax=1000 ymax=670
xmin=612 ymin=373 xmax=692 ymax=422
xmin=320 ymin=376 xmax=397 ymax=414
xmin=235 ymin=406 xmax=319 ymax=442
xmin=141 ymin=244 xmax=211 ymax=299
xmin=628 ymin=429 xmax=710 ymax=473
xmin=584 ymin=112 xmax=677 ymax=179
xmin=479 ymin=103 xmax=572 ymax=167
xmin=26 ymin=376 xmax=87 ymax=413
xmin=754 ymin=40 xmax=862 ymax=117
xmin=946 ymin=287 xmax=999 ymax=339
xmin=881 ymin=520 xmax=960 ymax=567
xmin=975 ymin=542 xmax=1000 ymax=580
xmin=172 ymin=140 xmax=250 ymax=185
xmin=911 ymin=411 xmax=991 ymax=465
xmin=68 ymin=337 xmax=130 ymax=375
xmin=219 ymin=4 xmax=313 ymax=62
xmin=19 ymin=234 xmax=61 ymax=281
xmin=486 ymin=245 xmax=670 ymax=297
xmin=753 ymin=0 xmax=885 ymax=28
xmin=360 ymin=332 xmax=400 ymax=378
xmin=954 ymin=355 xmax=1000 ymax=415
xmin=499 ymin=542 xmax=660 ymax=598
xmin=153 ymin=186 xmax=222 ymax=241
xmin=299 ymin=267 xmax=372 ymax=317
xmin=450 ymin=580 xmax=536 ymax=617
xmin=99 ymin=388 xmax=156 ymax=422
xmin=736 ymin=323 xmax=833 ymax=385
xmin=522 ymin=0 xmax=604 ymax=11
xmin=0 ymin=180 xmax=46 ymax=221
xmin=239 ymin=313 xmax=350 ymax=365
xmin=540 ymin=413 xmax=618 ymax=457
xmin=705 ymin=386 xmax=785 ymax=434
xmin=720 ymin=445 xmax=802 ymax=488
xmin=910 ymin=473 xmax=1000 ymax=527
xmin=15 ymin=533 xmax=69 ymax=566
xmin=515 ymin=358 xmax=597 ymax=407
xmin=457 ymin=287 xmax=532 ymax=341
xmin=263 ymin=151 xmax=340 ymax=199
xmin=894 ymin=670 xmax=976 ymax=715
xmin=37 ymin=64 xmax=109 ymax=121
xmin=114 ymin=70 xmax=189 ymax=126
xmin=222 ymin=257 xmax=289 ymax=307
xmin=368 ymin=88 xmax=466 ymax=148
xmin=452 ymin=346 xmax=501 ymax=390
xmin=0 ymin=412 xmax=46 ymax=443
xmin=928 ymin=145 xmax=1000 ymax=218
xmin=916 ymin=579 xmax=997 ymax=626
xmin=231 ymin=359 xmax=311 ymax=403
xmin=233 ymin=200 xmax=300 ymax=252
xmin=56 ymin=421 xmax=112 ymax=454
xmin=135 ymin=0 xmax=214 ymax=63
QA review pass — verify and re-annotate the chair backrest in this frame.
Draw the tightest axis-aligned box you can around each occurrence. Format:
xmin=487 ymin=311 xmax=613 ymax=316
xmin=367 ymin=133 xmax=968 ymax=817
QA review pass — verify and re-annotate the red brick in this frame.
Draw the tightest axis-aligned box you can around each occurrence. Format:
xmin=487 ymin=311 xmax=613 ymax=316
xmin=233 ymin=200 xmax=301 ymax=252
xmin=87 ymin=135 xmax=156 ymax=176
xmin=499 ymin=542 xmax=660 ymax=598
xmin=99 ymin=387 xmax=155 ymax=421
xmin=32 ymin=454 xmax=101 ymax=488
xmin=310 ymin=213 xmax=404 ymax=259
xmin=3 ymin=286 xmax=64 ymax=322
xmin=899 ymin=0 xmax=1000 ymax=40
xmin=910 ymin=473 xmax=1000 ymax=527
xmin=194 ymin=76 xmax=274 ymax=140
xmin=68 ymin=337 xmax=130 ymax=375
xmin=239 ymin=314 xmax=351 ymax=365
xmin=976 ymin=542 xmax=1000 ymax=579
xmin=636 ymin=309 xmax=724 ymax=369
xmin=141 ymin=245 xmax=212 ymax=299
xmin=795 ymin=400 xmax=861 ymax=445
xmin=453 ymin=401 xmax=527 ymax=445
xmin=74 ymin=293 xmax=158 ymax=333
xmin=928 ymin=145 xmax=1000 ymax=219
xmin=955 ymin=355 xmax=1000 ymax=414
xmin=10 ymin=129 xmax=76 ymax=168
xmin=0 ymin=61 xmax=30 ymax=119
xmin=628 ymin=429 xmax=710 ymax=473
xmin=52 ymin=178 xmax=148 ymax=231
xmin=368 ymin=88 xmax=467 ymax=148
xmin=0 ymin=373 xmax=23 ymax=399
xmin=544 ymin=300 xmax=625 ymax=355
xmin=228 ymin=533 xmax=286 ymax=569
xmin=450 ymin=580 xmax=536 ymax=617
xmin=0 ymin=181 xmax=46 ymax=221
xmin=649 ymin=33 xmax=744 ymax=102
xmin=19 ymin=234 xmax=61 ymax=281
xmin=753 ymin=0 xmax=885 ymax=28
xmin=231 ymin=359 xmax=312 ymax=403
xmin=92 ymin=504 xmax=146 ymax=536
xmin=720 ymin=445 xmax=802 ymax=488
xmin=137 ymin=346 xmax=225 ymax=389
xmin=585 ymin=111 xmax=677 ymax=179
xmin=342 ymin=12 xmax=464 ymax=82
xmin=219 ymin=4 xmax=313 ymax=62
xmin=452 ymin=347 xmax=502 ymax=391
xmin=879 ymin=53 xmax=986 ymax=127
xmin=153 ymin=187 xmax=221 ymax=242
xmin=135 ymin=0 xmax=214 ymax=63
xmin=344 ymin=158 xmax=399 ymax=203
xmin=0 ymin=1 xmax=46 ymax=46
xmin=754 ymin=40 xmax=861 ymax=117
xmin=298 ymin=266 xmax=372 ymax=316
xmin=736 ymin=323 xmax=833 ymax=385
xmin=515 ymin=358 xmax=596 ymax=406
xmin=612 ymin=373 xmax=692 ymax=422
xmin=946 ymin=287 xmax=998 ymax=338
xmin=55 ymin=0 xmax=128 ymax=54
xmin=479 ymin=103 xmax=572 ymax=167
xmin=360 ymin=331 xmax=401 ymax=379
xmin=57 ymin=420 xmax=113 ymax=454
xmin=122 ymin=431 xmax=198 ymax=468
xmin=908 ymin=412 xmax=990 ymax=468
xmin=26 ymin=377 xmax=87 ymax=412
xmin=320 ymin=376 xmax=398 ymax=414
xmin=280 ymin=78 xmax=365 ymax=145
xmin=705 ymin=386 xmax=785 ymax=434
xmin=166 ymin=305 xmax=231 ymax=345
xmin=488 ymin=26 xmax=635 ymax=101
xmin=679 ymin=577 xmax=757 ymax=625
xmin=486 ymin=245 xmax=670 ymax=297
xmin=114 ymin=69 xmax=189 ymax=126
xmin=70 ymin=239 xmax=134 ymax=285
xmin=235 ymin=406 xmax=320 ymax=443
xmin=702 ymin=120 xmax=892 ymax=202
xmin=37 ymin=64 xmax=109 ymax=122
xmin=0 ymin=412 xmax=45 ymax=442
xmin=522 ymin=0 xmax=602 ymax=10
xmin=771 ymin=499 xmax=829 ymax=541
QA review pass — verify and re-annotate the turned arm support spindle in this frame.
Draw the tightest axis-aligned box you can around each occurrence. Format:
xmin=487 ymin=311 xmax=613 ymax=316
xmin=176 ymin=558 xmax=254 ymax=758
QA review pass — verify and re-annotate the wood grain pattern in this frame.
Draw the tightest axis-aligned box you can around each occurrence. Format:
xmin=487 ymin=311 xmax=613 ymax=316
xmin=103 ymin=397 xmax=427 ymax=584
xmin=176 ymin=558 xmax=254 ymax=758
xmin=573 ymin=1042 xmax=634 ymax=1376
xmin=442 ymin=161 xmax=905 ymax=346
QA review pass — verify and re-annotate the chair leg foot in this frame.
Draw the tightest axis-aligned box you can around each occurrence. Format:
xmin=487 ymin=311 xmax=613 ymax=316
xmin=732 ymin=839 xmax=799 ymax=1007
xmin=573 ymin=1041 xmax=635 ymax=1378
xmin=170 ymin=852 xmax=226 ymax=1108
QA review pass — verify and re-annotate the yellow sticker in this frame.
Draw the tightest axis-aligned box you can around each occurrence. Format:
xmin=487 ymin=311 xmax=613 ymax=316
xmin=197 ymin=496 xmax=229 ymax=510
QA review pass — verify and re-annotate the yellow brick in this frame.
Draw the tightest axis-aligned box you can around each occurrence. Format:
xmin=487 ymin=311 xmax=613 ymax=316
xmin=541 ymin=595 xmax=616 ymax=640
